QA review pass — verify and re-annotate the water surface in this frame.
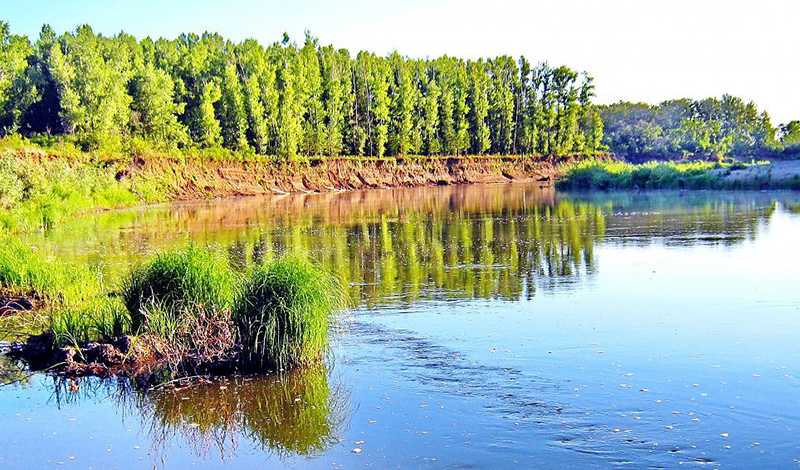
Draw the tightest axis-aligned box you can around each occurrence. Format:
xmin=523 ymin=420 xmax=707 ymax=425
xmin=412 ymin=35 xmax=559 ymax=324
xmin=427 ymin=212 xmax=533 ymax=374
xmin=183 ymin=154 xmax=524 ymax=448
xmin=2 ymin=184 xmax=800 ymax=468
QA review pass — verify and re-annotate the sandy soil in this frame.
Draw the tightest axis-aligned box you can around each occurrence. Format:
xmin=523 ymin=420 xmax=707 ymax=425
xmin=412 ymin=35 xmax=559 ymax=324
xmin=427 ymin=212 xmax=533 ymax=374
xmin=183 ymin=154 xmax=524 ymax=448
xmin=718 ymin=159 xmax=800 ymax=185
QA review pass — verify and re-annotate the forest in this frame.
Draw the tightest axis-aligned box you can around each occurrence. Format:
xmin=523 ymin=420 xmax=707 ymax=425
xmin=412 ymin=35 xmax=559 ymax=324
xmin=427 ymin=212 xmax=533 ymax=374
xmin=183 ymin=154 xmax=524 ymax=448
xmin=0 ymin=22 xmax=602 ymax=159
xmin=0 ymin=21 xmax=797 ymax=160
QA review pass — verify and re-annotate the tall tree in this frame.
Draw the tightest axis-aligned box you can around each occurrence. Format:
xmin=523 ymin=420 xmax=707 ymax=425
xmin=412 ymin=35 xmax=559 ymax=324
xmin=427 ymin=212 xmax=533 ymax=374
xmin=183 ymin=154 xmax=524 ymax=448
xmin=0 ymin=22 xmax=36 ymax=135
xmin=467 ymin=60 xmax=491 ymax=154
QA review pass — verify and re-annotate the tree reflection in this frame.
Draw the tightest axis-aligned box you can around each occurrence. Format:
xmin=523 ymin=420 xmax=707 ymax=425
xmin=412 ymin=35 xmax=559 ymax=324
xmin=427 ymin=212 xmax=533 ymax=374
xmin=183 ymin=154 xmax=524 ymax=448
xmin=20 ymin=184 xmax=797 ymax=306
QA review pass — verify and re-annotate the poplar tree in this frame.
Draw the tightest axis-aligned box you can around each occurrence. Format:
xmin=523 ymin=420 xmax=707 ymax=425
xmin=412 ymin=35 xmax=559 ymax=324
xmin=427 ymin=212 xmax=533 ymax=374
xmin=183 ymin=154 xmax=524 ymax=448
xmin=388 ymin=52 xmax=415 ymax=156
xmin=129 ymin=62 xmax=188 ymax=148
xmin=219 ymin=59 xmax=248 ymax=151
xmin=0 ymin=22 xmax=36 ymax=135
xmin=467 ymin=60 xmax=491 ymax=154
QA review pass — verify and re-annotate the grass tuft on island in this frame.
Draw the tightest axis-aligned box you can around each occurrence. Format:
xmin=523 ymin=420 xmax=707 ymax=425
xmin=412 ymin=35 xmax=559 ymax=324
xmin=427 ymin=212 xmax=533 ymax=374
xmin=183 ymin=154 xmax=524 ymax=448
xmin=1 ymin=243 xmax=345 ymax=384
xmin=556 ymin=159 xmax=800 ymax=191
xmin=122 ymin=245 xmax=236 ymax=333
xmin=234 ymin=257 xmax=344 ymax=371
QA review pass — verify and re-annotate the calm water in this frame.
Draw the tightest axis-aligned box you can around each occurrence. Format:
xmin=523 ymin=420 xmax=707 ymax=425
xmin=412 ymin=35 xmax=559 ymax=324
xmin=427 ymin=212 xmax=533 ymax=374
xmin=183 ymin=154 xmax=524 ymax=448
xmin=2 ymin=183 xmax=800 ymax=468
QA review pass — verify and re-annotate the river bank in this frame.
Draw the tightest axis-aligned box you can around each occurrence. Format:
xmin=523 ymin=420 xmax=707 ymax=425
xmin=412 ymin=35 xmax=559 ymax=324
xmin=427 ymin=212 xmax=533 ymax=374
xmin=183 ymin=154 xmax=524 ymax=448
xmin=0 ymin=148 xmax=569 ymax=232
xmin=557 ymin=158 xmax=800 ymax=190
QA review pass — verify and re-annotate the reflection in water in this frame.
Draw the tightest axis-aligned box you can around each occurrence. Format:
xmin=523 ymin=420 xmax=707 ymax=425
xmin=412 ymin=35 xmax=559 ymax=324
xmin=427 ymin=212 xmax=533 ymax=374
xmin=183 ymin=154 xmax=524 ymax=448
xmin=4 ymin=185 xmax=800 ymax=468
xmin=45 ymin=365 xmax=349 ymax=462
xmin=22 ymin=184 xmax=793 ymax=308
xmin=0 ymin=355 xmax=31 ymax=387
xmin=140 ymin=366 xmax=349 ymax=459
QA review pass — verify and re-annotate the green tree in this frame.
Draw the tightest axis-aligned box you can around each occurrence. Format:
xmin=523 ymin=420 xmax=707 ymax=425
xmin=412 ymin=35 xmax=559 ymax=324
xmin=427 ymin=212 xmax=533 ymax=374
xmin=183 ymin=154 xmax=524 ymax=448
xmin=195 ymin=80 xmax=222 ymax=147
xmin=780 ymin=121 xmax=800 ymax=148
xmin=388 ymin=52 xmax=415 ymax=156
xmin=0 ymin=21 xmax=36 ymax=135
xmin=487 ymin=56 xmax=517 ymax=154
xmin=129 ymin=62 xmax=188 ymax=148
xmin=467 ymin=60 xmax=490 ymax=154
xmin=219 ymin=59 xmax=248 ymax=151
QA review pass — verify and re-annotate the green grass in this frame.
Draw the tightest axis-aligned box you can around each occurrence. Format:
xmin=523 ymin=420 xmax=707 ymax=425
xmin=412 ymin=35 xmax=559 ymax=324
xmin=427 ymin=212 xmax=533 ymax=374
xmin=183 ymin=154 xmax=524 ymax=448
xmin=121 ymin=244 xmax=236 ymax=333
xmin=0 ymin=239 xmax=104 ymax=305
xmin=0 ymin=153 xmax=147 ymax=232
xmin=556 ymin=159 xmax=727 ymax=190
xmin=0 ymin=239 xmax=117 ymax=346
xmin=233 ymin=257 xmax=344 ymax=371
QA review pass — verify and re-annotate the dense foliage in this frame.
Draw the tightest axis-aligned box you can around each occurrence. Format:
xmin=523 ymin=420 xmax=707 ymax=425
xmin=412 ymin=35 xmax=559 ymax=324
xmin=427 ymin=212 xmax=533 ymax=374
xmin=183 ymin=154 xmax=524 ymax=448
xmin=597 ymin=98 xmax=793 ymax=160
xmin=557 ymin=159 xmax=800 ymax=191
xmin=0 ymin=22 xmax=602 ymax=158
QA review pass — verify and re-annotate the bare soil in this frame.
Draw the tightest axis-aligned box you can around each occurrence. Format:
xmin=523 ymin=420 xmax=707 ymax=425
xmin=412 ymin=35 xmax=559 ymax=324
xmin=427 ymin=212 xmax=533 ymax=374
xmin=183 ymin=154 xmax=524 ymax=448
xmin=134 ymin=155 xmax=569 ymax=201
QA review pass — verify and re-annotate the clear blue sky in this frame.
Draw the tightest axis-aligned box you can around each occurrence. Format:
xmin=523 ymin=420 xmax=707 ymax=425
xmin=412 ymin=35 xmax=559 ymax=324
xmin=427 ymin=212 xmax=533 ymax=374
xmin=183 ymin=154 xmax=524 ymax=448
xmin=3 ymin=0 xmax=798 ymax=124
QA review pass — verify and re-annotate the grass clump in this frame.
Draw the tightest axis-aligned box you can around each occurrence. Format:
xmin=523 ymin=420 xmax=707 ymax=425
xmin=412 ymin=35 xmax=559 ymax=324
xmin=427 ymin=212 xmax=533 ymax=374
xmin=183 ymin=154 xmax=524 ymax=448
xmin=3 ymin=240 xmax=346 ymax=377
xmin=233 ymin=257 xmax=344 ymax=371
xmin=121 ymin=244 xmax=235 ymax=333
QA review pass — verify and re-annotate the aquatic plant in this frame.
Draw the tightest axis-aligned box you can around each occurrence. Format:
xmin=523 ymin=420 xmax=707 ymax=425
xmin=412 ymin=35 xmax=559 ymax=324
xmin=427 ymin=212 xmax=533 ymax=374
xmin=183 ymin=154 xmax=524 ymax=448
xmin=121 ymin=244 xmax=236 ymax=332
xmin=232 ymin=257 xmax=344 ymax=371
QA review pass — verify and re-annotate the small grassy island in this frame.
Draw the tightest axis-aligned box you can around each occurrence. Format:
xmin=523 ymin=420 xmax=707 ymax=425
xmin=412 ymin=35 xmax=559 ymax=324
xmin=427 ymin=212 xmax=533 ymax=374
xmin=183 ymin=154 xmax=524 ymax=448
xmin=2 ymin=242 xmax=344 ymax=384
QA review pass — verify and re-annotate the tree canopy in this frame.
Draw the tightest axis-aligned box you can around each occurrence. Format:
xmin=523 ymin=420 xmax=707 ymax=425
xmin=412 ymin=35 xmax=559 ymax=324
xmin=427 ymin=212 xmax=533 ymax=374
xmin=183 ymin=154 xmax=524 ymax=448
xmin=1 ymin=21 xmax=794 ymax=160
xmin=598 ymin=97 xmax=783 ymax=160
xmin=0 ymin=22 xmax=602 ymax=158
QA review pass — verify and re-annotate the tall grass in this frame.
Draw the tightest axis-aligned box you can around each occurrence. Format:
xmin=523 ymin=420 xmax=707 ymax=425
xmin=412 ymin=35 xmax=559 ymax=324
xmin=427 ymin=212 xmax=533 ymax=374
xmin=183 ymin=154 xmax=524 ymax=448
xmin=0 ymin=239 xmax=103 ymax=305
xmin=233 ymin=257 xmax=344 ymax=371
xmin=3 ymin=240 xmax=345 ymax=374
xmin=0 ymin=153 xmax=145 ymax=232
xmin=556 ymin=159 xmax=724 ymax=190
xmin=121 ymin=244 xmax=236 ymax=333
xmin=0 ymin=240 xmax=121 ymax=345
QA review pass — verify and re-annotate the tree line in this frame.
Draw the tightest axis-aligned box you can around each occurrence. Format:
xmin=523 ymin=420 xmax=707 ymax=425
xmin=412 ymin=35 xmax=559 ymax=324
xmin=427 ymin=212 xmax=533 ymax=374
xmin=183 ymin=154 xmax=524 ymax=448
xmin=598 ymin=97 xmax=798 ymax=160
xmin=0 ymin=22 xmax=602 ymax=158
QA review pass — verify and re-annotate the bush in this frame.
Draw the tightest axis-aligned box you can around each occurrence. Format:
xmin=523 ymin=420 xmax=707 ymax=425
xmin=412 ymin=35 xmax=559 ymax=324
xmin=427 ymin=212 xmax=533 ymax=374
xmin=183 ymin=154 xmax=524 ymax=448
xmin=121 ymin=245 xmax=235 ymax=332
xmin=233 ymin=257 xmax=343 ymax=371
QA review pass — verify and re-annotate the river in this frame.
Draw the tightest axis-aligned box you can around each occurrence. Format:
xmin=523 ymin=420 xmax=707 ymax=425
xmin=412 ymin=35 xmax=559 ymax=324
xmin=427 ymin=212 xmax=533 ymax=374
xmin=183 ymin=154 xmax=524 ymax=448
xmin=2 ymin=183 xmax=800 ymax=468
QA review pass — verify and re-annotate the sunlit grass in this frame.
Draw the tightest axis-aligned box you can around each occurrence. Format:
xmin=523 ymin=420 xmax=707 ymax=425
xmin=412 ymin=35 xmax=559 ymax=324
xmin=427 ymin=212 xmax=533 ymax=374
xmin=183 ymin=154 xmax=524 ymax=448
xmin=233 ymin=257 xmax=345 ymax=371
xmin=0 ymin=239 xmax=104 ymax=305
xmin=556 ymin=159 xmax=725 ymax=190
xmin=121 ymin=244 xmax=236 ymax=333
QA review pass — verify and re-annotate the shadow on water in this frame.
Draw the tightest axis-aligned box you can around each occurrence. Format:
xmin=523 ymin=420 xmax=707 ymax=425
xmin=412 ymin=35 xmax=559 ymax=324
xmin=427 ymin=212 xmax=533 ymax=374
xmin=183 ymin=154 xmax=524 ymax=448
xmin=44 ymin=366 xmax=351 ymax=463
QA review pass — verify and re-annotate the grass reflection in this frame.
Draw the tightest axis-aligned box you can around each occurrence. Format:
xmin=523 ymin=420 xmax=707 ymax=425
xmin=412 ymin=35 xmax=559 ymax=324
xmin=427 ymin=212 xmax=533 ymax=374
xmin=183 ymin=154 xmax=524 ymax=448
xmin=142 ymin=365 xmax=349 ymax=459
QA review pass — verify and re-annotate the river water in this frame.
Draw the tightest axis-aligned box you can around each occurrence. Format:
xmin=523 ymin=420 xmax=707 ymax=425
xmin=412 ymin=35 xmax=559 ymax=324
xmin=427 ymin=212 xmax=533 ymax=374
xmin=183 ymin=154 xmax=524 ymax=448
xmin=2 ymin=183 xmax=800 ymax=468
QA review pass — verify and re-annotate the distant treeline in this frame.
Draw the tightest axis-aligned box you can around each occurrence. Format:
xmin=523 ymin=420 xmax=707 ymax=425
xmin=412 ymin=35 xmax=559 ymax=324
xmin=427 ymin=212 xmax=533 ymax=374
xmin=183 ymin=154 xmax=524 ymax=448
xmin=598 ymin=98 xmax=800 ymax=160
xmin=0 ymin=22 xmax=602 ymax=158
